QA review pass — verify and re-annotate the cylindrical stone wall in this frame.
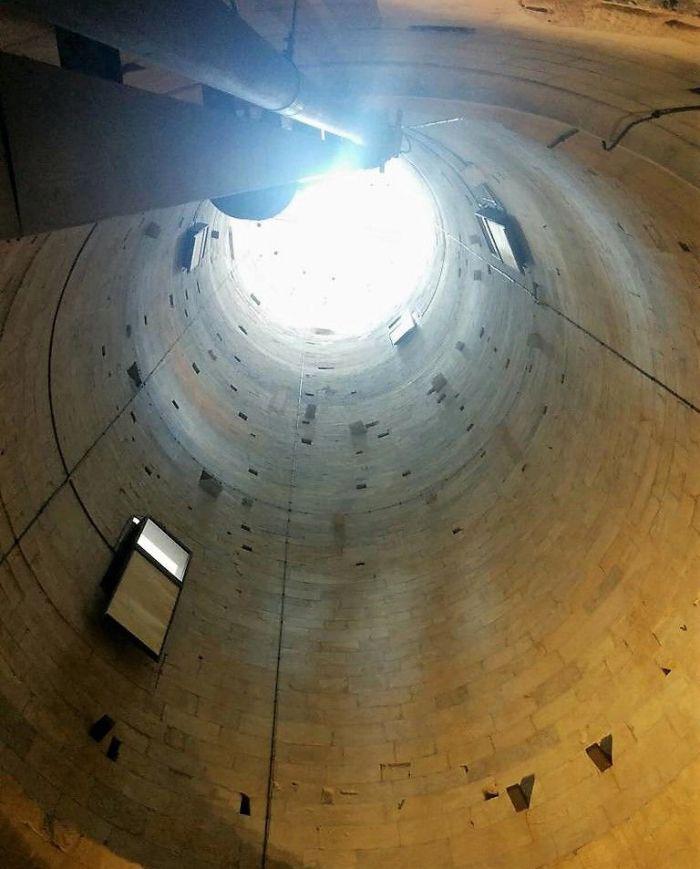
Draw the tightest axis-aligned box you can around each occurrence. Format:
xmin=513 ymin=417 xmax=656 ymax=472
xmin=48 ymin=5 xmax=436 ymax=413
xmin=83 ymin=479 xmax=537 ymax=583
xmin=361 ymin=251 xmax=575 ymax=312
xmin=0 ymin=10 xmax=699 ymax=869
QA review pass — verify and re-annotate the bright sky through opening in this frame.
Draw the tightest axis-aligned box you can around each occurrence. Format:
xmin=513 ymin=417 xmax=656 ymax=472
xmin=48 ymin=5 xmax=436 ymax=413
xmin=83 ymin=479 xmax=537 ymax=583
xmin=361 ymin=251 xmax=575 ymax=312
xmin=230 ymin=159 xmax=438 ymax=337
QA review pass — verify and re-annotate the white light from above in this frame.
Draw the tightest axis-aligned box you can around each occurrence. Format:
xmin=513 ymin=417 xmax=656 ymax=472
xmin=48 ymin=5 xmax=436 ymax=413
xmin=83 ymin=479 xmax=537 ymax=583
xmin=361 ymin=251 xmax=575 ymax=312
xmin=229 ymin=159 xmax=438 ymax=337
xmin=136 ymin=518 xmax=189 ymax=582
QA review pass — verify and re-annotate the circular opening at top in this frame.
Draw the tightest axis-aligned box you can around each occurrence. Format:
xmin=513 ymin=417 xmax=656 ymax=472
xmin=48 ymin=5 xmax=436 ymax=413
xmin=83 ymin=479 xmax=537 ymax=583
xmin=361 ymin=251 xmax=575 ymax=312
xmin=228 ymin=158 xmax=439 ymax=338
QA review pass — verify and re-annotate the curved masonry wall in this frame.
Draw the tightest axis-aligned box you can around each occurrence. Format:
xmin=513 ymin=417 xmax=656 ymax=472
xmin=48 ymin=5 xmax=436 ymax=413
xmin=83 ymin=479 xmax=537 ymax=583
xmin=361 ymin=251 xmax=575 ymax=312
xmin=0 ymin=14 xmax=699 ymax=869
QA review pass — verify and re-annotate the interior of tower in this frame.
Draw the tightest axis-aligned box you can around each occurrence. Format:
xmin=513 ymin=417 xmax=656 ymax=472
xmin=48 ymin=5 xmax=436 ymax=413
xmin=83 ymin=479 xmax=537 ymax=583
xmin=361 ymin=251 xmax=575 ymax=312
xmin=0 ymin=1 xmax=699 ymax=867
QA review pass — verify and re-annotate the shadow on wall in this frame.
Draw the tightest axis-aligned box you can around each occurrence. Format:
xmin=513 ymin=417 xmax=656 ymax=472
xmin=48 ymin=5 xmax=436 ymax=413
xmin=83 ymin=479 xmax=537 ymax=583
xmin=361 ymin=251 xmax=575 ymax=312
xmin=0 ymin=771 xmax=298 ymax=869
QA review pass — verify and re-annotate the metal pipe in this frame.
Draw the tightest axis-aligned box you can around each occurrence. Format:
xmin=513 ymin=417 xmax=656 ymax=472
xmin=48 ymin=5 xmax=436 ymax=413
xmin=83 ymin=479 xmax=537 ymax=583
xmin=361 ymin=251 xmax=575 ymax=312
xmin=0 ymin=53 xmax=378 ymax=238
xmin=5 ymin=0 xmax=381 ymax=147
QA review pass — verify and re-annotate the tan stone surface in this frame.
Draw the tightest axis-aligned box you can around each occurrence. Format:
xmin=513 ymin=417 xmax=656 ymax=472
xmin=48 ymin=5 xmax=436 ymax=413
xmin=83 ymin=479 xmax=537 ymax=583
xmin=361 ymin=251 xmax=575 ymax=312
xmin=0 ymin=2 xmax=699 ymax=867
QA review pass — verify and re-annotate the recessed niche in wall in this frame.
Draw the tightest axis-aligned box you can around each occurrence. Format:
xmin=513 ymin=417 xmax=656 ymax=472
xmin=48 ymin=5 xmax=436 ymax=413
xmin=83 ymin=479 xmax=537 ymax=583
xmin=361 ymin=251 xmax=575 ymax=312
xmin=475 ymin=206 xmax=530 ymax=272
xmin=586 ymin=734 xmax=613 ymax=772
xmin=389 ymin=311 xmax=418 ymax=345
xmin=409 ymin=23 xmax=475 ymax=33
xmin=506 ymin=775 xmax=535 ymax=812
xmin=88 ymin=715 xmax=114 ymax=743
xmin=106 ymin=736 xmax=121 ymax=762
xmin=127 ymin=362 xmax=143 ymax=388
xmin=429 ymin=373 xmax=447 ymax=394
xmin=199 ymin=469 xmax=223 ymax=497
xmin=181 ymin=222 xmax=209 ymax=272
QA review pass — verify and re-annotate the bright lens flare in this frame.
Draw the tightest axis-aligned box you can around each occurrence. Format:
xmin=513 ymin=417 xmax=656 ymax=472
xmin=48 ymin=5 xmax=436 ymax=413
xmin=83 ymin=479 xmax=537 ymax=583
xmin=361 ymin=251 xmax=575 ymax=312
xmin=230 ymin=159 xmax=437 ymax=337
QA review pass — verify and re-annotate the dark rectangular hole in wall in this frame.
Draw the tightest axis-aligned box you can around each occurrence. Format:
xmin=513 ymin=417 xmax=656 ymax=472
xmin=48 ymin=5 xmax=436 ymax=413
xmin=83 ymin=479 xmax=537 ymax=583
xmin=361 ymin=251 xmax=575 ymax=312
xmin=242 ymin=544 xmax=253 ymax=552
xmin=169 ymin=294 xmax=174 ymax=307
xmin=248 ymin=468 xmax=258 ymax=476
xmin=239 ymin=412 xmax=248 ymax=421
xmin=240 ymin=793 xmax=251 ymax=816
xmin=506 ymin=784 xmax=528 ymax=811
xmin=89 ymin=715 xmax=115 ymax=742
xmin=586 ymin=735 xmax=613 ymax=772
xmin=106 ymin=737 xmax=121 ymax=761
xmin=192 ymin=362 xmax=200 ymax=374
xmin=127 ymin=362 xmax=143 ymax=388
xmin=200 ymin=469 xmax=222 ymax=497
xmin=301 ymin=438 xmax=312 ymax=445
xmin=410 ymin=23 xmax=476 ymax=33
xmin=355 ymin=561 xmax=365 ymax=567
xmin=241 ymin=524 xmax=251 ymax=532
